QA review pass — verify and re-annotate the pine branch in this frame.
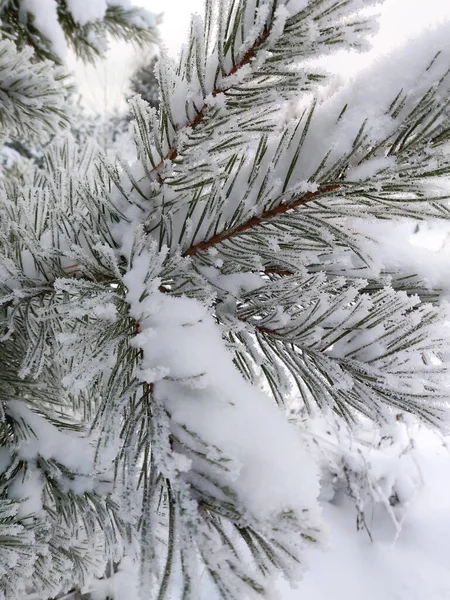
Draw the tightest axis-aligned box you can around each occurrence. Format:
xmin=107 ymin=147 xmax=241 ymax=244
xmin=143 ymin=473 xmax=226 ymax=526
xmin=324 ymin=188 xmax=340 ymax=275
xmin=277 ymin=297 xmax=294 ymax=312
xmin=183 ymin=184 xmax=340 ymax=256
xmin=150 ymin=27 xmax=271 ymax=178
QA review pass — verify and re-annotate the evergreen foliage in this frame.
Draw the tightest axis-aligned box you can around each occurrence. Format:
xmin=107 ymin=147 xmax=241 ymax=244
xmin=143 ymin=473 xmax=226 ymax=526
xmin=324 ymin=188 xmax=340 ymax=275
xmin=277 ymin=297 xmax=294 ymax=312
xmin=1 ymin=1 xmax=450 ymax=599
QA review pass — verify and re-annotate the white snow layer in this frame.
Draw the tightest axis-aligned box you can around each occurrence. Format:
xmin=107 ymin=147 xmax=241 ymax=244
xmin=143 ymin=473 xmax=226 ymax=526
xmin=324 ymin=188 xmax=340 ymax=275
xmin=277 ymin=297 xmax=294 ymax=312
xmin=353 ymin=218 xmax=450 ymax=297
xmin=90 ymin=557 xmax=140 ymax=600
xmin=281 ymin=428 xmax=450 ymax=600
xmin=123 ymin=250 xmax=321 ymax=524
xmin=21 ymin=0 xmax=156 ymax=58
xmin=5 ymin=402 xmax=102 ymax=517
xmin=66 ymin=0 xmax=157 ymax=27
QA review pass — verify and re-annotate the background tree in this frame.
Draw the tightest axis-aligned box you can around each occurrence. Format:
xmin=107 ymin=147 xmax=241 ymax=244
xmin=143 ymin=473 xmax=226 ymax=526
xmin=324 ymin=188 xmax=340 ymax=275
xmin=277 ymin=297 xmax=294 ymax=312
xmin=128 ymin=53 xmax=159 ymax=109
xmin=0 ymin=0 xmax=158 ymax=177
xmin=0 ymin=2 xmax=156 ymax=598
xmin=0 ymin=0 xmax=157 ymax=64
xmin=2 ymin=1 xmax=450 ymax=600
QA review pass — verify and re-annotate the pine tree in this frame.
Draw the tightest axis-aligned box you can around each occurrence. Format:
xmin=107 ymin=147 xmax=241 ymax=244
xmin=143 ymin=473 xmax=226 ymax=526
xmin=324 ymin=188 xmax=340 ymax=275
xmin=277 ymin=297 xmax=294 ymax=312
xmin=2 ymin=1 xmax=450 ymax=599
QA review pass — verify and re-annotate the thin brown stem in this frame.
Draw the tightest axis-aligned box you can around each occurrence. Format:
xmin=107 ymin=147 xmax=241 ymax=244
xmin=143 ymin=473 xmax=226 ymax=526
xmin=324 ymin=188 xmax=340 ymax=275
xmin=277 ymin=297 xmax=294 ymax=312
xmin=183 ymin=184 xmax=341 ymax=257
xmin=236 ymin=314 xmax=279 ymax=337
xmin=263 ymin=268 xmax=294 ymax=277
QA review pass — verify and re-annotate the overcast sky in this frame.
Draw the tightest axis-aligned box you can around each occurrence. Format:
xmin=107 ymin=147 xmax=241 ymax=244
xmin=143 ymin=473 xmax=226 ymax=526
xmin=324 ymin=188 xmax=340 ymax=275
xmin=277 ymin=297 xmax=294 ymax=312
xmin=71 ymin=0 xmax=450 ymax=113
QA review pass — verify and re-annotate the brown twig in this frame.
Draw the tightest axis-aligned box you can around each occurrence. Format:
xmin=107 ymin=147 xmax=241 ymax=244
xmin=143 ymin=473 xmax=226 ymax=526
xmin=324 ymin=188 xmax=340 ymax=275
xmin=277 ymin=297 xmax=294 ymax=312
xmin=253 ymin=324 xmax=276 ymax=336
xmin=263 ymin=268 xmax=294 ymax=277
xmin=183 ymin=184 xmax=341 ymax=257
xmin=150 ymin=27 xmax=271 ymax=177
xmin=236 ymin=314 xmax=279 ymax=337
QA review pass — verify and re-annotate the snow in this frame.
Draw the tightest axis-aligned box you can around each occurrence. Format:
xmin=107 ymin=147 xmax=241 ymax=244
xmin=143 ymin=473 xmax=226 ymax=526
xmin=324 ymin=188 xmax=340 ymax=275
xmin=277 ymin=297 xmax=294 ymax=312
xmin=294 ymin=20 xmax=450 ymax=182
xmin=4 ymin=0 xmax=450 ymax=598
xmin=92 ymin=302 xmax=118 ymax=321
xmin=346 ymin=156 xmax=396 ymax=182
xmin=90 ymin=557 xmax=140 ymax=600
xmin=66 ymin=0 xmax=158 ymax=29
xmin=283 ymin=0 xmax=309 ymax=16
xmin=268 ymin=5 xmax=290 ymax=46
xmin=352 ymin=219 xmax=450 ymax=299
xmin=107 ymin=0 xmax=157 ymax=28
xmin=286 ymin=428 xmax=450 ymax=600
xmin=8 ymin=463 xmax=44 ymax=518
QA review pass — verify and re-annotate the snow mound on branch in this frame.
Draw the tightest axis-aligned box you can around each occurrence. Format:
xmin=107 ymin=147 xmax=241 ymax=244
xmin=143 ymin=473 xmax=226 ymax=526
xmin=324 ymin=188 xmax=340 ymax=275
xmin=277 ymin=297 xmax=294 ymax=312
xmin=298 ymin=20 xmax=450 ymax=180
xmin=67 ymin=0 xmax=157 ymax=28
xmin=123 ymin=250 xmax=322 ymax=526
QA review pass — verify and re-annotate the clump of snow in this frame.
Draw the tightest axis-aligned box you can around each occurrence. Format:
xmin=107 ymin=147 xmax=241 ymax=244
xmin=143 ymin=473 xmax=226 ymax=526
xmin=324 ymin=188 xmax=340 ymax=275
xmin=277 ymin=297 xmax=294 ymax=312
xmin=8 ymin=463 xmax=44 ymax=518
xmin=66 ymin=0 xmax=108 ymax=25
xmin=6 ymin=401 xmax=95 ymax=475
xmin=199 ymin=265 xmax=265 ymax=297
xmin=268 ymin=5 xmax=290 ymax=45
xmin=282 ymin=426 xmax=450 ymax=600
xmin=204 ymin=92 xmax=227 ymax=109
xmin=353 ymin=218 xmax=450 ymax=299
xmin=297 ymin=21 xmax=450 ymax=180
xmin=92 ymin=302 xmax=118 ymax=321
xmin=107 ymin=0 xmax=157 ymax=28
xmin=283 ymin=0 xmax=309 ymax=16
xmin=346 ymin=156 xmax=396 ymax=181
xmin=305 ymin=413 xmax=423 ymax=538
xmin=20 ymin=0 xmax=68 ymax=59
